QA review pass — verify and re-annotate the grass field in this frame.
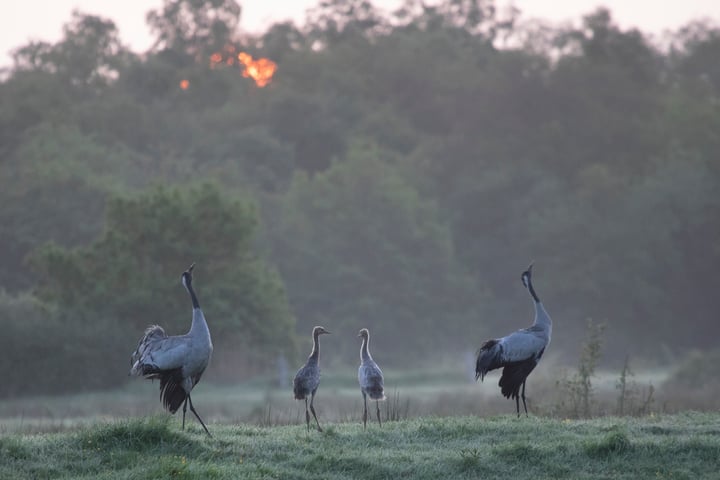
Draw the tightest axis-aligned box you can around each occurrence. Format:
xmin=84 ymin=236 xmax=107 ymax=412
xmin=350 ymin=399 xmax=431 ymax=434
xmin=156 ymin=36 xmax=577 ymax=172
xmin=1 ymin=364 xmax=718 ymax=479
xmin=0 ymin=365 xmax=682 ymax=435
xmin=1 ymin=412 xmax=719 ymax=479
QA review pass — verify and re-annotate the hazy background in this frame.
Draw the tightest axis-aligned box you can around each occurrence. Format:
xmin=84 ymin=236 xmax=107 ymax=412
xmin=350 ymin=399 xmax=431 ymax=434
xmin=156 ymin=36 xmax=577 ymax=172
xmin=1 ymin=0 xmax=719 ymax=427
xmin=3 ymin=0 xmax=719 ymax=66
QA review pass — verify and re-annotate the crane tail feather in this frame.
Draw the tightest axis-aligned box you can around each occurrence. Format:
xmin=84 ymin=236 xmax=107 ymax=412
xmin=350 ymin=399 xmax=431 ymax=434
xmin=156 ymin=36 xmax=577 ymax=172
xmin=129 ymin=325 xmax=168 ymax=376
xmin=159 ymin=368 xmax=187 ymax=414
xmin=364 ymin=386 xmax=386 ymax=401
xmin=499 ymin=358 xmax=539 ymax=399
xmin=475 ymin=339 xmax=503 ymax=381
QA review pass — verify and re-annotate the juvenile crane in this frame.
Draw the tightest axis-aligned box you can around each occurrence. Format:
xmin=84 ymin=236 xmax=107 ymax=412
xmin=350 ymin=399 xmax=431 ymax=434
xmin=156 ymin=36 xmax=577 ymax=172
xmin=130 ymin=263 xmax=213 ymax=436
xmin=358 ymin=328 xmax=385 ymax=429
xmin=293 ymin=326 xmax=330 ymax=432
xmin=475 ymin=263 xmax=552 ymax=417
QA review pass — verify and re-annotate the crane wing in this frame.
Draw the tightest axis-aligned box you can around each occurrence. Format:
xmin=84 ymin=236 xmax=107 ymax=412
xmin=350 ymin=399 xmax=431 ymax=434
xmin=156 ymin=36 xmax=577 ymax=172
xmin=146 ymin=336 xmax=193 ymax=370
xmin=359 ymin=363 xmax=383 ymax=389
xmin=130 ymin=325 xmax=192 ymax=376
xmin=359 ymin=363 xmax=385 ymax=400
xmin=498 ymin=330 xmax=547 ymax=363
xmin=293 ymin=363 xmax=320 ymax=399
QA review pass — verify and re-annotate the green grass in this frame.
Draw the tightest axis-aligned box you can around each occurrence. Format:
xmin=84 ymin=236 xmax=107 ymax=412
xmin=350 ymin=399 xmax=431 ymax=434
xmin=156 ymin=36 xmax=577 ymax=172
xmin=1 ymin=412 xmax=718 ymax=479
xmin=0 ymin=365 xmax=676 ymax=433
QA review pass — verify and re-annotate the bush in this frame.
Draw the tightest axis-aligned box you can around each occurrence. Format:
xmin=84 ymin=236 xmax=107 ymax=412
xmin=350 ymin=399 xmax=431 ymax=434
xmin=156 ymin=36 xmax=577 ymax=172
xmin=19 ymin=183 xmax=297 ymax=394
xmin=0 ymin=291 xmax=126 ymax=397
xmin=555 ymin=318 xmax=605 ymax=418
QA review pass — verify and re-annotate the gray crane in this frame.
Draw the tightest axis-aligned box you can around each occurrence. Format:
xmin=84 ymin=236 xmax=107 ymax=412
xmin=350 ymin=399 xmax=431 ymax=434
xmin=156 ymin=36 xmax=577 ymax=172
xmin=293 ymin=326 xmax=330 ymax=432
xmin=357 ymin=328 xmax=385 ymax=429
xmin=129 ymin=263 xmax=213 ymax=436
xmin=475 ymin=263 xmax=552 ymax=417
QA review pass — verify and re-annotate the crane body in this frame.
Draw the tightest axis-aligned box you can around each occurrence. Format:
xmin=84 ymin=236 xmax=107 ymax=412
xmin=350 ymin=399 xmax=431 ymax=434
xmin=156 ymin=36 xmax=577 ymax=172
xmin=293 ymin=326 xmax=330 ymax=432
xmin=130 ymin=264 xmax=213 ymax=436
xmin=475 ymin=263 xmax=552 ymax=416
xmin=358 ymin=328 xmax=385 ymax=428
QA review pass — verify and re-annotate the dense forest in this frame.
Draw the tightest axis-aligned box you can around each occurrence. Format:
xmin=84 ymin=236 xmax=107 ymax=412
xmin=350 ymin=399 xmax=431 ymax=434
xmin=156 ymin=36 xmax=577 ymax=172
xmin=1 ymin=0 xmax=718 ymax=397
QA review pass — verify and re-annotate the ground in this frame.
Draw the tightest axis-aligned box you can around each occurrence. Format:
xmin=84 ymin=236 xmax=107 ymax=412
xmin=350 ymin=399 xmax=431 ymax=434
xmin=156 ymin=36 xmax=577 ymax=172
xmin=1 ymin=412 xmax=718 ymax=479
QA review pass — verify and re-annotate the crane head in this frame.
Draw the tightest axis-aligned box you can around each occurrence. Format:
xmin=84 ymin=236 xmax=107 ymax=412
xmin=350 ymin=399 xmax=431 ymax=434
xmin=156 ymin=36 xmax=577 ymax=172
xmin=181 ymin=263 xmax=195 ymax=289
xmin=521 ymin=261 xmax=534 ymax=288
xmin=313 ymin=326 xmax=331 ymax=336
xmin=358 ymin=328 xmax=370 ymax=339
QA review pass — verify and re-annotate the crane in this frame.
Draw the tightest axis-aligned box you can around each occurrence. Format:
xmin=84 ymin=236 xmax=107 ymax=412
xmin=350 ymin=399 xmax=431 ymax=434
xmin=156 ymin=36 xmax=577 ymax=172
xmin=293 ymin=326 xmax=330 ymax=432
xmin=357 ymin=328 xmax=385 ymax=429
xmin=475 ymin=263 xmax=552 ymax=417
xmin=129 ymin=263 xmax=213 ymax=436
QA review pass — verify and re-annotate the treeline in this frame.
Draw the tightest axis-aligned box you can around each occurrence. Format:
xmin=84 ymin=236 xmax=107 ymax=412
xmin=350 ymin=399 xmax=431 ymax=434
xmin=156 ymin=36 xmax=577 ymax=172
xmin=1 ymin=0 xmax=718 ymax=396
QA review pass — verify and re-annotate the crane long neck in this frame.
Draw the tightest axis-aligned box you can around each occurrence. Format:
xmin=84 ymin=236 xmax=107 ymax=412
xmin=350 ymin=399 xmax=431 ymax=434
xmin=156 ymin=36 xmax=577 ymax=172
xmin=309 ymin=332 xmax=320 ymax=362
xmin=186 ymin=280 xmax=200 ymax=309
xmin=183 ymin=275 xmax=209 ymax=338
xmin=360 ymin=336 xmax=372 ymax=363
xmin=527 ymin=277 xmax=540 ymax=304
xmin=527 ymin=277 xmax=552 ymax=329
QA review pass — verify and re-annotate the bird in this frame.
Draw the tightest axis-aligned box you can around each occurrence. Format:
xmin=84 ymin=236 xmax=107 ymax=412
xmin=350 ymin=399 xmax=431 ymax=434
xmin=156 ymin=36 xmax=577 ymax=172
xmin=293 ymin=326 xmax=330 ymax=432
xmin=129 ymin=263 xmax=214 ymax=436
xmin=475 ymin=262 xmax=552 ymax=417
xmin=357 ymin=328 xmax=385 ymax=429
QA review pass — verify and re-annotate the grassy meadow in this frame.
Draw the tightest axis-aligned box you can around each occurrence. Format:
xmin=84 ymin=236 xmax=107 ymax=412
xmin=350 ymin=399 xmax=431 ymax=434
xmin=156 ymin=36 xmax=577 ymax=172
xmin=1 ymin=364 xmax=718 ymax=479
xmin=1 ymin=412 xmax=719 ymax=479
xmin=0 ymin=363 xmax=675 ymax=434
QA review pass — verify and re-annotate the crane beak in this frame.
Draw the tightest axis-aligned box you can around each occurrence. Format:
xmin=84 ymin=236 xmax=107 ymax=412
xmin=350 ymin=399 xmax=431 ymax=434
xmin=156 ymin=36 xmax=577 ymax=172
xmin=187 ymin=263 xmax=195 ymax=273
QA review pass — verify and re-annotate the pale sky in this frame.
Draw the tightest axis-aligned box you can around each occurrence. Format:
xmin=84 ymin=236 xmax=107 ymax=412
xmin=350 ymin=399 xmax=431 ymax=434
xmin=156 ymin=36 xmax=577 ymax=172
xmin=1 ymin=0 xmax=719 ymax=67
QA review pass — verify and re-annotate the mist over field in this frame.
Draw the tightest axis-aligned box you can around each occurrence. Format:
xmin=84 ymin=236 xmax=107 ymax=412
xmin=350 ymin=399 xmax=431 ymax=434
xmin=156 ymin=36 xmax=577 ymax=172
xmin=1 ymin=0 xmax=719 ymax=431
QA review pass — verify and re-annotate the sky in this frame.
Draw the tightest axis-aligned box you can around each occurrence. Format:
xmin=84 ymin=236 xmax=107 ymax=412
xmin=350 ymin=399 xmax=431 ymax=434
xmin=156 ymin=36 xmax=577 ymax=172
xmin=1 ymin=0 xmax=719 ymax=66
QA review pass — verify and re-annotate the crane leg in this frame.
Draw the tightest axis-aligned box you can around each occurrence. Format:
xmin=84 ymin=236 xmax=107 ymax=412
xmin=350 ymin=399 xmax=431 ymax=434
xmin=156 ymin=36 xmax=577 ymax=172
xmin=182 ymin=397 xmax=188 ymax=430
xmin=376 ymin=400 xmax=382 ymax=428
xmin=309 ymin=391 xmax=322 ymax=432
xmin=304 ymin=398 xmax=310 ymax=432
xmin=362 ymin=392 xmax=368 ymax=430
xmin=188 ymin=395 xmax=212 ymax=437
xmin=521 ymin=381 xmax=528 ymax=417
xmin=515 ymin=393 xmax=520 ymax=418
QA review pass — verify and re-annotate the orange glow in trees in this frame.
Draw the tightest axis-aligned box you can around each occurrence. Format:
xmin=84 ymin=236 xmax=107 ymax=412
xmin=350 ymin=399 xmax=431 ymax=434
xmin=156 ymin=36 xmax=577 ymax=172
xmin=237 ymin=52 xmax=277 ymax=87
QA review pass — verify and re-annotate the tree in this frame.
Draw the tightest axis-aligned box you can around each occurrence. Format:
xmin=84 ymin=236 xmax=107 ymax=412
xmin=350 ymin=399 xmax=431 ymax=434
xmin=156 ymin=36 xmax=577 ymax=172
xmin=305 ymin=0 xmax=387 ymax=45
xmin=397 ymin=0 xmax=504 ymax=39
xmin=268 ymin=146 xmax=480 ymax=363
xmin=147 ymin=0 xmax=242 ymax=56
xmin=30 ymin=183 xmax=296 ymax=386
xmin=545 ymin=8 xmax=664 ymax=175
xmin=0 ymin=291 xmax=71 ymax=397
xmin=13 ymin=11 xmax=130 ymax=91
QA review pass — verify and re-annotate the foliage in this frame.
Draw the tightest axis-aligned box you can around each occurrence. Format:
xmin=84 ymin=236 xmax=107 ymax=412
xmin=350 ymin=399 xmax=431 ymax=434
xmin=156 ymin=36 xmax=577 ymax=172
xmin=268 ymin=150 xmax=479 ymax=362
xmin=1 ymin=413 xmax=720 ymax=479
xmin=0 ymin=0 xmax=719 ymax=396
xmin=11 ymin=11 xmax=130 ymax=89
xmin=147 ymin=0 xmax=242 ymax=55
xmin=616 ymin=356 xmax=632 ymax=416
xmin=556 ymin=319 xmax=605 ymax=418
xmin=27 ymin=183 xmax=296 ymax=389
xmin=0 ymin=292 xmax=65 ymax=396
xmin=615 ymin=356 xmax=655 ymax=416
